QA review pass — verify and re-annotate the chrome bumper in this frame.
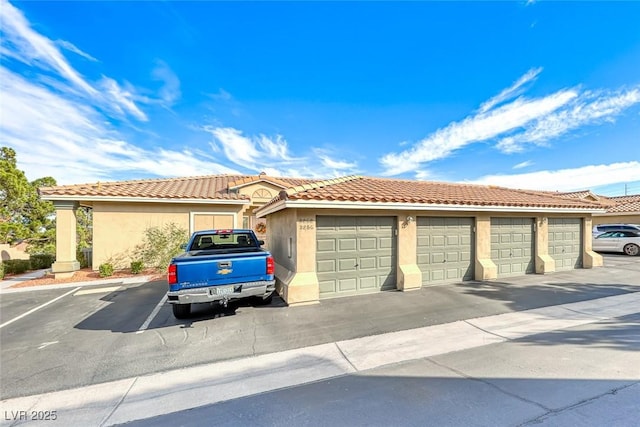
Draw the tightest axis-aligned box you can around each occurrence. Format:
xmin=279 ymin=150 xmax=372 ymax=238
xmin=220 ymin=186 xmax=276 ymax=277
xmin=167 ymin=280 xmax=275 ymax=304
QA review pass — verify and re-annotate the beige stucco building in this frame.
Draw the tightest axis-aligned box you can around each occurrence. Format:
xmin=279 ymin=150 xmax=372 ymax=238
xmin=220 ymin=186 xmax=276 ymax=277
xmin=39 ymin=174 xmax=316 ymax=278
xmin=254 ymin=176 xmax=609 ymax=305
xmin=40 ymin=174 xmax=615 ymax=305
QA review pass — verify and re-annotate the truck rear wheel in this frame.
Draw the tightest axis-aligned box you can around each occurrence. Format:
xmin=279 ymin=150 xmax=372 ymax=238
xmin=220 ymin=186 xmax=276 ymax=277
xmin=172 ymin=303 xmax=191 ymax=319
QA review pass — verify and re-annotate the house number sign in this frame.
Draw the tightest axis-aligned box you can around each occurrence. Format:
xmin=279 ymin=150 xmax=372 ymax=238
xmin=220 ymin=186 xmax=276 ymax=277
xmin=299 ymin=218 xmax=315 ymax=230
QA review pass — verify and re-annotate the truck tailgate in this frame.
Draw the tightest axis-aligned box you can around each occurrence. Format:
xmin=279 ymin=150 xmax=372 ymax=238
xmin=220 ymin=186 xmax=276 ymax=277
xmin=172 ymin=251 xmax=270 ymax=290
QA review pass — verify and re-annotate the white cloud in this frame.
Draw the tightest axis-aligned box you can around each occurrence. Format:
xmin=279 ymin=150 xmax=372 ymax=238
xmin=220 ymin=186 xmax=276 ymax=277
xmin=0 ymin=66 xmax=238 ymax=184
xmin=380 ymin=88 xmax=577 ymax=175
xmin=0 ymin=0 xmax=152 ymax=122
xmin=380 ymin=67 xmax=640 ymax=176
xmin=152 ymin=60 xmax=181 ymax=106
xmin=497 ymin=87 xmax=640 ymax=153
xmin=0 ymin=0 xmax=96 ymax=95
xmin=469 ymin=162 xmax=640 ymax=192
xmin=201 ymin=126 xmax=359 ymax=178
xmin=56 ymin=40 xmax=98 ymax=62
xmin=513 ymin=161 xmax=533 ymax=169
xmin=97 ymin=77 xmax=149 ymax=121
xmin=479 ymin=67 xmax=542 ymax=113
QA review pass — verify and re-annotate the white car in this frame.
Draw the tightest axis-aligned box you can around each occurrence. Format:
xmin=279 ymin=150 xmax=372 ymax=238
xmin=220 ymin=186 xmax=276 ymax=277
xmin=592 ymin=223 xmax=640 ymax=237
xmin=592 ymin=230 xmax=640 ymax=256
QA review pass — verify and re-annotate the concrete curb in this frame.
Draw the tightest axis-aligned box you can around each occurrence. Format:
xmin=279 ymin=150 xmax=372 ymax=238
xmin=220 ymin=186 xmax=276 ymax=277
xmin=2 ymin=291 xmax=639 ymax=427
xmin=0 ymin=275 xmax=156 ymax=294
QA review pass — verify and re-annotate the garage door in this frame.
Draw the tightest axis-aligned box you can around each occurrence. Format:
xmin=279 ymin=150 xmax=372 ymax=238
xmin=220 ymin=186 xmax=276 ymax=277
xmin=548 ymin=218 xmax=583 ymax=271
xmin=316 ymin=216 xmax=397 ymax=298
xmin=491 ymin=217 xmax=535 ymax=278
xmin=417 ymin=217 xmax=474 ymax=285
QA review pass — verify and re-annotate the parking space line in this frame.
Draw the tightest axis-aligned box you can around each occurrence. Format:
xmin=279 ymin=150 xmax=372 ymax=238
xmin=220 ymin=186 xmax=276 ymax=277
xmin=0 ymin=287 xmax=81 ymax=329
xmin=136 ymin=294 xmax=167 ymax=334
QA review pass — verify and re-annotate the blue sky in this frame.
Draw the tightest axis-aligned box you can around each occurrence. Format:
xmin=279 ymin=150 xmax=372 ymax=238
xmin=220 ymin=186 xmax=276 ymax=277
xmin=1 ymin=1 xmax=639 ymax=196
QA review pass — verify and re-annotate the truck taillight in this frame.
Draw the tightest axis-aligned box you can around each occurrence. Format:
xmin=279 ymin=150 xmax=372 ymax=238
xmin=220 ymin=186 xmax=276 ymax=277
xmin=167 ymin=264 xmax=177 ymax=285
xmin=266 ymin=256 xmax=274 ymax=275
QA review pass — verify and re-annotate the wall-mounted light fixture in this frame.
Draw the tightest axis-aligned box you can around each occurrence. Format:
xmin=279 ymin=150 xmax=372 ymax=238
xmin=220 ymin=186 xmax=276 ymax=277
xmin=406 ymin=215 xmax=415 ymax=223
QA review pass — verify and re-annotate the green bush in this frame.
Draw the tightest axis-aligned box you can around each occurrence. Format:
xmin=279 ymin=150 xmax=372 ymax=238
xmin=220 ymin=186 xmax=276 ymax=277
xmin=77 ymin=250 xmax=89 ymax=269
xmin=30 ymin=253 xmax=55 ymax=270
xmin=3 ymin=259 xmax=31 ymax=275
xmin=0 ymin=262 xmax=4 ymax=279
xmin=98 ymin=263 xmax=114 ymax=277
xmin=130 ymin=260 xmax=144 ymax=274
xmin=133 ymin=223 xmax=188 ymax=269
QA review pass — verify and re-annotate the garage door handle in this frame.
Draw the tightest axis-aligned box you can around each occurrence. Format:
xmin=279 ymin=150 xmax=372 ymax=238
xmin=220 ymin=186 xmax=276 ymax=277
xmin=354 ymin=263 xmax=359 ymax=267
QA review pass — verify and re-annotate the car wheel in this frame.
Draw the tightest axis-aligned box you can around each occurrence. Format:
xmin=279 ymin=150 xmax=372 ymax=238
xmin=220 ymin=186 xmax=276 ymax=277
xmin=172 ymin=303 xmax=191 ymax=319
xmin=623 ymin=244 xmax=640 ymax=256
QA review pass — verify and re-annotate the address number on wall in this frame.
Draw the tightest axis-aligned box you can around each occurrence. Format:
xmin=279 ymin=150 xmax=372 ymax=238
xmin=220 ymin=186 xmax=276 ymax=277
xmin=299 ymin=218 xmax=315 ymax=230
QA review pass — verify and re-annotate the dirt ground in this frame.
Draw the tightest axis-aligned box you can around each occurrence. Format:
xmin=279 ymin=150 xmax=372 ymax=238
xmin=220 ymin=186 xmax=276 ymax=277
xmin=7 ymin=268 xmax=165 ymax=288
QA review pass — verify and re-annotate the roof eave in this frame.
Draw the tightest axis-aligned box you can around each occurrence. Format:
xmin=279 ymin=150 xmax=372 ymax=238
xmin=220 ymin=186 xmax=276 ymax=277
xmin=256 ymin=199 xmax=607 ymax=217
xmin=41 ymin=195 xmax=250 ymax=205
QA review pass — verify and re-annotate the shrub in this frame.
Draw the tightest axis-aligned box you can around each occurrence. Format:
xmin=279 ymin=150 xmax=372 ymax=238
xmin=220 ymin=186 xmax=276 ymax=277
xmin=0 ymin=262 xmax=4 ymax=280
xmin=30 ymin=254 xmax=55 ymax=270
xmin=133 ymin=223 xmax=188 ymax=269
xmin=98 ymin=263 xmax=114 ymax=277
xmin=77 ymin=250 xmax=89 ymax=269
xmin=3 ymin=259 xmax=31 ymax=275
xmin=130 ymin=260 xmax=144 ymax=274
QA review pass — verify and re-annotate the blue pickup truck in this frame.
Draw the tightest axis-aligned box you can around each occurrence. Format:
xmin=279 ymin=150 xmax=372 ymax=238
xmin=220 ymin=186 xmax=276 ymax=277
xmin=166 ymin=229 xmax=276 ymax=318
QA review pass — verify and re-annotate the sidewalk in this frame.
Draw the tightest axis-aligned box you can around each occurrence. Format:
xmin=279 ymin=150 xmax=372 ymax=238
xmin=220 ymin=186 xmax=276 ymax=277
xmin=2 ymin=291 xmax=639 ymax=427
xmin=0 ymin=269 xmax=48 ymax=290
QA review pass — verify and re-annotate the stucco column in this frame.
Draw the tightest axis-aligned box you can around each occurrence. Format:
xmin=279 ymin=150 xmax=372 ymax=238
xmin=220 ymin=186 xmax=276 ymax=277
xmin=280 ymin=211 xmax=320 ymax=306
xmin=475 ymin=216 xmax=497 ymax=280
xmin=534 ymin=217 xmax=555 ymax=274
xmin=51 ymin=201 xmax=80 ymax=279
xmin=582 ymin=217 xmax=603 ymax=268
xmin=397 ymin=213 xmax=422 ymax=291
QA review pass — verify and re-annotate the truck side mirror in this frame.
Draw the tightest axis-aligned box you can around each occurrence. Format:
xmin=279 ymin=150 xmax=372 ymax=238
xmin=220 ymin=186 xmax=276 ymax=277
xmin=180 ymin=243 xmax=188 ymax=250
xmin=258 ymin=240 xmax=265 ymax=246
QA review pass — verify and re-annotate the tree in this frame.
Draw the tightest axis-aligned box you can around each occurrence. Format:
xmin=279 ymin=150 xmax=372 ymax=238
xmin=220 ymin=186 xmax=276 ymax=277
xmin=0 ymin=147 xmax=57 ymax=253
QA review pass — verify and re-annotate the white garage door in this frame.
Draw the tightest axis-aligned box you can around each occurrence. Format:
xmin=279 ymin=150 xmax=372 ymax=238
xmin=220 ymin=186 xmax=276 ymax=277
xmin=316 ymin=216 xmax=397 ymax=298
xmin=491 ymin=217 xmax=535 ymax=278
xmin=417 ymin=217 xmax=474 ymax=285
xmin=548 ymin=218 xmax=583 ymax=271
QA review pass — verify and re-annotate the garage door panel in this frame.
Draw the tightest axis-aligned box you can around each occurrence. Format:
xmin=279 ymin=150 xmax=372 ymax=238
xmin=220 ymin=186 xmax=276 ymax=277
xmin=548 ymin=218 xmax=582 ymax=271
xmin=491 ymin=217 xmax=535 ymax=278
xmin=317 ymin=260 xmax=336 ymax=273
xmin=417 ymin=217 xmax=474 ymax=285
xmin=359 ymin=237 xmax=377 ymax=250
xmin=317 ymin=239 xmax=336 ymax=252
xmin=338 ymin=258 xmax=357 ymax=271
xmin=317 ymin=216 xmax=397 ymax=298
xmin=379 ymin=237 xmax=394 ymax=249
xmin=339 ymin=278 xmax=357 ymax=292
xmin=339 ymin=239 xmax=357 ymax=251
xmin=359 ymin=257 xmax=376 ymax=270
xmin=319 ymin=280 xmax=336 ymax=294
xmin=360 ymin=276 xmax=377 ymax=289
xmin=378 ymin=255 xmax=393 ymax=268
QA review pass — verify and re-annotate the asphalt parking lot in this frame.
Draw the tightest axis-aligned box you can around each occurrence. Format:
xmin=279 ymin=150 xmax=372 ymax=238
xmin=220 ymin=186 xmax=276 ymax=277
xmin=1 ymin=253 xmax=639 ymax=400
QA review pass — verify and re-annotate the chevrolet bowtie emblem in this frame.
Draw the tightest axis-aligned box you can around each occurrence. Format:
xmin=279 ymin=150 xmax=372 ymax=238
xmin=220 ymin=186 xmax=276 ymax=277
xmin=218 ymin=268 xmax=232 ymax=275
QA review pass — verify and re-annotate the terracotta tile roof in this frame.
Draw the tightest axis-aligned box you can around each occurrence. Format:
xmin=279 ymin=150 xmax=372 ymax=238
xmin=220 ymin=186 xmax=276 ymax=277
xmin=261 ymin=176 xmax=605 ymax=210
xmin=602 ymin=194 xmax=640 ymax=214
xmin=227 ymin=173 xmax=299 ymax=190
xmin=39 ymin=174 xmax=315 ymax=201
xmin=540 ymin=190 xmax=640 ymax=214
